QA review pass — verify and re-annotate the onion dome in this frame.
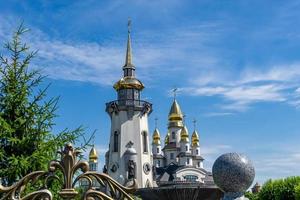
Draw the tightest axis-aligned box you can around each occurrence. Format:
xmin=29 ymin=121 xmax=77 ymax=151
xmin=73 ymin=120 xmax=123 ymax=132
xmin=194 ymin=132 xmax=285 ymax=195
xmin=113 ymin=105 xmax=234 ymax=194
xmin=89 ymin=146 xmax=98 ymax=162
xmin=191 ymin=130 xmax=200 ymax=147
xmin=152 ymin=128 xmax=161 ymax=145
xmin=113 ymin=77 xmax=144 ymax=91
xmin=180 ymin=126 xmax=189 ymax=142
xmin=164 ymin=132 xmax=170 ymax=145
xmin=168 ymin=100 xmax=183 ymax=128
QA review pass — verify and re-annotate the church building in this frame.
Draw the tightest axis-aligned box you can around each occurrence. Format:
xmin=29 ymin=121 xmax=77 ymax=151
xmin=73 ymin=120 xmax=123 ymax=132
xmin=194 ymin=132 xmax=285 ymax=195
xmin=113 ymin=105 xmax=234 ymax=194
xmin=102 ymin=21 xmax=213 ymax=189
xmin=152 ymin=99 xmax=211 ymax=185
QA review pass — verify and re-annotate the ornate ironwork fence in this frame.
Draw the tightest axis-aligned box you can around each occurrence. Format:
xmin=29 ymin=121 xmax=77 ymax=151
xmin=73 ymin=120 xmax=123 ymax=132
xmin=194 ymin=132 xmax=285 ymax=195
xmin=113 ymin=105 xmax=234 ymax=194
xmin=0 ymin=143 xmax=136 ymax=200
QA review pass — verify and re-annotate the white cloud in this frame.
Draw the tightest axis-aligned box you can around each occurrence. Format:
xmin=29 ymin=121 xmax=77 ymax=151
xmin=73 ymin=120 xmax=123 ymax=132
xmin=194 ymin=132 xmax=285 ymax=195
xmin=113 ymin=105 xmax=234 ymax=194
xmin=204 ymin=112 xmax=234 ymax=117
xmin=180 ymin=63 xmax=300 ymax=111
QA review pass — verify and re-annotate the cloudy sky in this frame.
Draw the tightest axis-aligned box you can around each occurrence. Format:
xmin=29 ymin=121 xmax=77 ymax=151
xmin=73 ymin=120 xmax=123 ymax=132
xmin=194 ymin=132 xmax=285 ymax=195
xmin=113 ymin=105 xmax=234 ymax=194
xmin=1 ymin=0 xmax=300 ymax=184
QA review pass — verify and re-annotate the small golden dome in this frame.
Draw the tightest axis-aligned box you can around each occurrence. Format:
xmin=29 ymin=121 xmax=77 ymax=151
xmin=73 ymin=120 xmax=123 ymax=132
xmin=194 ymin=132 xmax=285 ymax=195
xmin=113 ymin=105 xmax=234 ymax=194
xmin=89 ymin=146 xmax=98 ymax=162
xmin=180 ymin=126 xmax=189 ymax=142
xmin=191 ymin=130 xmax=200 ymax=147
xmin=168 ymin=100 xmax=184 ymax=128
xmin=113 ymin=77 xmax=144 ymax=91
xmin=168 ymin=100 xmax=183 ymax=121
xmin=164 ymin=132 xmax=170 ymax=145
xmin=152 ymin=128 xmax=161 ymax=145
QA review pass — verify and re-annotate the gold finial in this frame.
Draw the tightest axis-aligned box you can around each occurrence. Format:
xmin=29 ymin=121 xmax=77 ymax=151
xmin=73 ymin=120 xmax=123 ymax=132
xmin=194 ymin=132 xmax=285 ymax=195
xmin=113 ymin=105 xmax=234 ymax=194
xmin=125 ymin=18 xmax=133 ymax=67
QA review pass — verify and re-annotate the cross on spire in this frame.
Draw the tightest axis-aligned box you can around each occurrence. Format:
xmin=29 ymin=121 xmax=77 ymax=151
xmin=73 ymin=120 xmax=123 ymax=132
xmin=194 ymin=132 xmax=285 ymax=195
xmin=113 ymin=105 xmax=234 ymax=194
xmin=183 ymin=114 xmax=186 ymax=125
xmin=172 ymin=88 xmax=178 ymax=100
xmin=154 ymin=117 xmax=158 ymax=128
xmin=128 ymin=18 xmax=131 ymax=34
xmin=193 ymin=118 xmax=197 ymax=131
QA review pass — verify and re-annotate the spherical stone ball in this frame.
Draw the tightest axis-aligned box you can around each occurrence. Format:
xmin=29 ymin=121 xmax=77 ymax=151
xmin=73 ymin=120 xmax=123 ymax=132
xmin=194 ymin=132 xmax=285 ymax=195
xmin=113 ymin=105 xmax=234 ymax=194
xmin=212 ymin=152 xmax=255 ymax=193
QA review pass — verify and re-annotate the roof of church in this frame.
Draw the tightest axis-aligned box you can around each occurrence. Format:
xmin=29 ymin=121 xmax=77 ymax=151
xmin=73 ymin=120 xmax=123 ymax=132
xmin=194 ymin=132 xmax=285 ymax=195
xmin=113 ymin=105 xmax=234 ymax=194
xmin=162 ymin=142 xmax=179 ymax=150
xmin=155 ymin=163 xmax=209 ymax=182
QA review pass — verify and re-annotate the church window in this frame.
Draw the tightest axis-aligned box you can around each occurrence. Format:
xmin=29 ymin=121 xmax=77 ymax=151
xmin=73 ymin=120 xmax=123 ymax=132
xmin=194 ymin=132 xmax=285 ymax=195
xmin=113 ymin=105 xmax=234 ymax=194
xmin=113 ymin=131 xmax=119 ymax=152
xmin=134 ymin=90 xmax=139 ymax=100
xmin=90 ymin=163 xmax=97 ymax=171
xmin=184 ymin=175 xmax=198 ymax=182
xmin=196 ymin=149 xmax=199 ymax=155
xmin=185 ymin=145 xmax=188 ymax=151
xmin=187 ymin=158 xmax=190 ymax=164
xmin=142 ymin=131 xmax=148 ymax=153
xmin=157 ymin=160 xmax=160 ymax=167
xmin=198 ymin=162 xmax=201 ymax=167
xmin=127 ymin=89 xmax=133 ymax=99
xmin=156 ymin=147 xmax=159 ymax=154
xmin=170 ymin=153 xmax=174 ymax=160
xmin=172 ymin=132 xmax=175 ymax=139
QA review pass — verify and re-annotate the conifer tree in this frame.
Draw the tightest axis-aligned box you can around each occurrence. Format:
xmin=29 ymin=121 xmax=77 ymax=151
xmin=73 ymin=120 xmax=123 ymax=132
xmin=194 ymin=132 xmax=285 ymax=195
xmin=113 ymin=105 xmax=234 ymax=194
xmin=0 ymin=24 xmax=91 ymax=186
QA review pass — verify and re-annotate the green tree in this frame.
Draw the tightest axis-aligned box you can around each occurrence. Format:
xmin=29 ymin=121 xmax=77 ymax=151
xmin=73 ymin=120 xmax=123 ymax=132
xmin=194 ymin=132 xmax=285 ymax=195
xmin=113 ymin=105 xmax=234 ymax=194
xmin=0 ymin=24 xmax=92 ymax=187
xmin=258 ymin=177 xmax=300 ymax=200
xmin=245 ymin=191 xmax=258 ymax=200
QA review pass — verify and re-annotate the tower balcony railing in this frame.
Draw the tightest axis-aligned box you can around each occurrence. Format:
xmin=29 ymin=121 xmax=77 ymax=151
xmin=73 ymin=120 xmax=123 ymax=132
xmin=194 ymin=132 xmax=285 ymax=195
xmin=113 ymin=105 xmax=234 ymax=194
xmin=106 ymin=99 xmax=152 ymax=107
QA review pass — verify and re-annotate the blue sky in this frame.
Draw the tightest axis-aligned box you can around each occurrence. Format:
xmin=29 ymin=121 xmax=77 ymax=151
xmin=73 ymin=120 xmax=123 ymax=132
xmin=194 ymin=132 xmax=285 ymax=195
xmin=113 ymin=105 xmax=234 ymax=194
xmin=1 ymin=0 xmax=300 ymax=185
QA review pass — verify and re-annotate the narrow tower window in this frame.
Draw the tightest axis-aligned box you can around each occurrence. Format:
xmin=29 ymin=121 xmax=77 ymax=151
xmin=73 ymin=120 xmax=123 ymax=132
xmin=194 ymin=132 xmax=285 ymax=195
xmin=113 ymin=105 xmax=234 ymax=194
xmin=113 ymin=131 xmax=119 ymax=152
xmin=142 ymin=131 xmax=148 ymax=153
xmin=172 ymin=132 xmax=175 ymax=139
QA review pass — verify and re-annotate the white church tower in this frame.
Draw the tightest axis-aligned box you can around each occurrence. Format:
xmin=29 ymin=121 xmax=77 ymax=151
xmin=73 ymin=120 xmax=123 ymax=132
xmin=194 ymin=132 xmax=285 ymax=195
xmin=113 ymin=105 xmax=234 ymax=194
xmin=105 ymin=20 xmax=153 ymax=188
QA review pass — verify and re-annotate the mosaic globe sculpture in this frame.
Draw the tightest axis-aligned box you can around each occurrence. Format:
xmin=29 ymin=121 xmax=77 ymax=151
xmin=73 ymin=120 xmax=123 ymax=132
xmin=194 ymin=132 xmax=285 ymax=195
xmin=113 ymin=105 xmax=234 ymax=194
xmin=212 ymin=153 xmax=255 ymax=199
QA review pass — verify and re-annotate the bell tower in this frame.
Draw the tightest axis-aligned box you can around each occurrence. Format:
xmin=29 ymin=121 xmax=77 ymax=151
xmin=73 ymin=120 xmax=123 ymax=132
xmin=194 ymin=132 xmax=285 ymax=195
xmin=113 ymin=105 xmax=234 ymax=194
xmin=105 ymin=20 xmax=153 ymax=188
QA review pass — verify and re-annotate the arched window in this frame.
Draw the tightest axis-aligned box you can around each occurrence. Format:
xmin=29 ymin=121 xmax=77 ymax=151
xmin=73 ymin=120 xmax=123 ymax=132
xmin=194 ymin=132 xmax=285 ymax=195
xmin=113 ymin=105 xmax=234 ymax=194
xmin=156 ymin=147 xmax=159 ymax=154
xmin=113 ymin=131 xmax=119 ymax=152
xmin=185 ymin=145 xmax=188 ymax=151
xmin=196 ymin=149 xmax=199 ymax=155
xmin=142 ymin=131 xmax=148 ymax=153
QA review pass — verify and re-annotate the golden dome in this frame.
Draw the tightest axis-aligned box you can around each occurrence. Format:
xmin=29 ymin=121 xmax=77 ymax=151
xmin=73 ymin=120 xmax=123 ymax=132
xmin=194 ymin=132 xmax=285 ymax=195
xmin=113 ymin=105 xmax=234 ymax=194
xmin=113 ymin=76 xmax=144 ymax=91
xmin=180 ymin=126 xmax=189 ymax=142
xmin=89 ymin=146 xmax=98 ymax=162
xmin=191 ymin=130 xmax=200 ymax=147
xmin=152 ymin=128 xmax=161 ymax=145
xmin=168 ymin=100 xmax=183 ymax=121
xmin=164 ymin=132 xmax=170 ymax=145
xmin=168 ymin=100 xmax=183 ymax=128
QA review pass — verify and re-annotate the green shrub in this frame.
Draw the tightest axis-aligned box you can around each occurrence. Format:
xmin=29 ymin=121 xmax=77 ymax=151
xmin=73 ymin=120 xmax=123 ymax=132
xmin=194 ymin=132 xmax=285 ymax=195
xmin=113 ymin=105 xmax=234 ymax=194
xmin=258 ymin=177 xmax=300 ymax=200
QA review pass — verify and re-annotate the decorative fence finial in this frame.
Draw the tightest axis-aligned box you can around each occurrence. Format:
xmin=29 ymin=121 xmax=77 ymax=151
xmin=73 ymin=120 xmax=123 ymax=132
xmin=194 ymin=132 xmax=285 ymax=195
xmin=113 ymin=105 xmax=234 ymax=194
xmin=0 ymin=143 xmax=137 ymax=200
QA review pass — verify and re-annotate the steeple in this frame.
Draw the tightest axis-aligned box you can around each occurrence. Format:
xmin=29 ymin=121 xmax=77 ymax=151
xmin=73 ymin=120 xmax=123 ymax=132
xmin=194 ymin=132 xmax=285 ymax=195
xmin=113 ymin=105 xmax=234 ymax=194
xmin=123 ymin=19 xmax=134 ymax=70
xmin=113 ymin=19 xmax=144 ymax=92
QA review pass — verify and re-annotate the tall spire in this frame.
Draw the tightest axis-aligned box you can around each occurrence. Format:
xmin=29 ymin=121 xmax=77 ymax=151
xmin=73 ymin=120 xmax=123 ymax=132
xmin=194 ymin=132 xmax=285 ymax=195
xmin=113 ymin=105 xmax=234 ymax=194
xmin=124 ymin=18 xmax=134 ymax=69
